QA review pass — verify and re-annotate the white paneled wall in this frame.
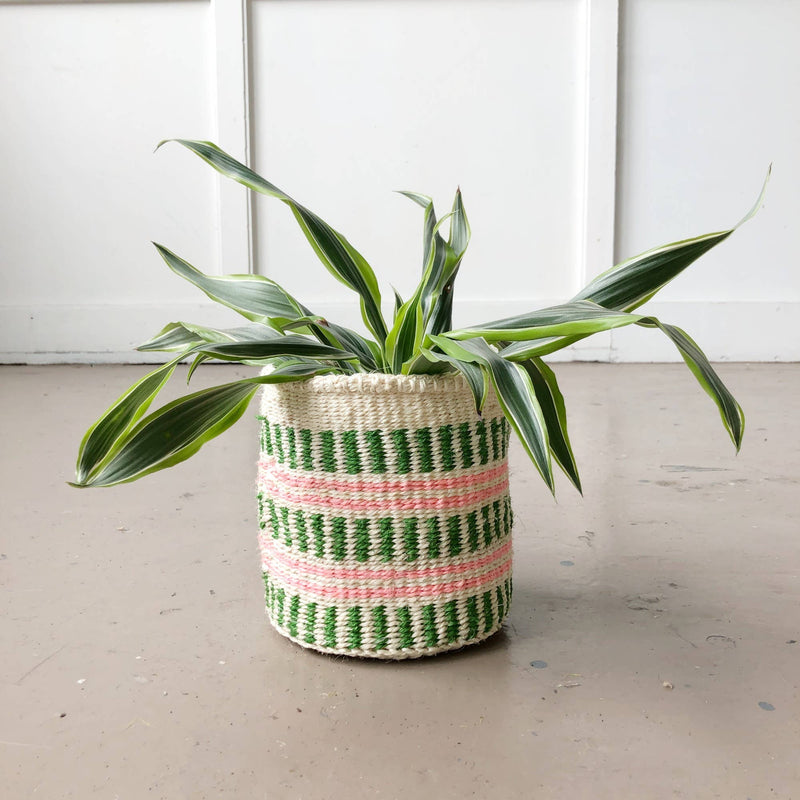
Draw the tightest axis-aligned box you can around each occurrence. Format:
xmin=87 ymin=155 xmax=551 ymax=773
xmin=0 ymin=0 xmax=796 ymax=363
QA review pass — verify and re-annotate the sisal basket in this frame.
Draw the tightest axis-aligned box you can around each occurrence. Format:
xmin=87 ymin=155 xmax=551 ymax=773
xmin=256 ymin=372 xmax=513 ymax=659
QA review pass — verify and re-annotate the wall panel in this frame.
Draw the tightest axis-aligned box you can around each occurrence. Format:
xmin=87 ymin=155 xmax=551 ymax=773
xmin=0 ymin=0 xmax=220 ymax=361
xmin=613 ymin=0 xmax=799 ymax=361
xmin=249 ymin=0 xmax=589 ymax=333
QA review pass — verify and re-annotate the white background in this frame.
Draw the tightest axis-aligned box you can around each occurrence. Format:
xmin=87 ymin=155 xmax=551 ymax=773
xmin=0 ymin=0 xmax=796 ymax=363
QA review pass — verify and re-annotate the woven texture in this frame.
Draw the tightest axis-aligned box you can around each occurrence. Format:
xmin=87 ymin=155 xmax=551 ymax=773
xmin=256 ymin=372 xmax=513 ymax=659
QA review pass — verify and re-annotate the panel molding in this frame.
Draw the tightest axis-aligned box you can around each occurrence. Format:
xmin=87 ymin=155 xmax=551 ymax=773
xmin=211 ymin=0 xmax=253 ymax=274
xmin=579 ymin=0 xmax=620 ymax=289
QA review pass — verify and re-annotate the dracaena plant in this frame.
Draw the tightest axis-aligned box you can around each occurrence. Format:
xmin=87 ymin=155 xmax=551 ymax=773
xmin=72 ymin=140 xmax=768 ymax=492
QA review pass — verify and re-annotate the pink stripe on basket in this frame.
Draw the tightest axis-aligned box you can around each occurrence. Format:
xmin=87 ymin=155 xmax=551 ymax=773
xmin=258 ymin=460 xmax=508 ymax=495
xmin=263 ymin=553 xmax=512 ymax=601
xmin=259 ymin=474 xmax=509 ymax=513
xmin=260 ymin=535 xmax=512 ymax=583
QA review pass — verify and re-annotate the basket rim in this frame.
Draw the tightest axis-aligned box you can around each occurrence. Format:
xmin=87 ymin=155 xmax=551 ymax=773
xmin=260 ymin=369 xmax=475 ymax=396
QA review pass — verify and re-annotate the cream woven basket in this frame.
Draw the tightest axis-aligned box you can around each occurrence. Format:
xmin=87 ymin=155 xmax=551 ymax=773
xmin=256 ymin=372 xmax=513 ymax=659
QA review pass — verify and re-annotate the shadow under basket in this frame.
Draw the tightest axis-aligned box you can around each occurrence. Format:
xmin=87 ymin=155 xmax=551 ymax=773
xmin=256 ymin=372 xmax=513 ymax=659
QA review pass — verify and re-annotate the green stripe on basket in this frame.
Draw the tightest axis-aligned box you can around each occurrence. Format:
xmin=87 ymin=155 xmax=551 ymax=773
xmin=274 ymin=425 xmax=284 ymax=463
xmin=481 ymin=505 xmax=492 ymax=546
xmin=415 ymin=427 xmax=434 ymax=472
xmin=438 ymin=425 xmax=455 ymax=471
xmin=421 ymin=604 xmax=439 ymax=648
xmin=268 ymin=497 xmax=279 ymax=539
xmin=364 ymin=430 xmax=387 ymax=473
xmin=458 ymin=422 xmax=474 ymax=469
xmin=305 ymin=601 xmax=317 ymax=644
xmin=443 ymin=599 xmax=459 ymax=643
xmin=403 ymin=517 xmax=419 ymax=562
xmin=493 ymin=500 xmax=502 ymax=540
xmin=288 ymin=595 xmax=300 ymax=637
xmin=397 ymin=607 xmax=414 ymax=649
xmin=300 ymin=429 xmax=314 ymax=470
xmin=482 ymin=591 xmax=494 ymax=633
xmin=342 ymin=430 xmax=362 ymax=474
xmin=286 ymin=427 xmax=297 ymax=469
xmin=496 ymin=585 xmax=506 ymax=623
xmin=294 ymin=509 xmax=309 ymax=552
xmin=332 ymin=517 xmax=347 ymax=561
xmin=312 ymin=513 xmax=325 ymax=558
xmin=275 ymin=587 xmax=286 ymax=626
xmin=447 ymin=515 xmax=462 ymax=557
xmin=261 ymin=418 xmax=273 ymax=455
xmin=490 ymin=418 xmax=501 ymax=460
xmin=281 ymin=506 xmax=291 ymax=547
xmin=391 ymin=429 xmax=412 ymax=474
xmin=320 ymin=431 xmax=337 ymax=472
xmin=347 ymin=606 xmax=363 ymax=649
xmin=476 ymin=419 xmax=489 ymax=465
xmin=372 ymin=606 xmax=389 ymax=650
xmin=257 ymin=493 xmax=266 ymax=530
xmin=323 ymin=607 xmax=337 ymax=648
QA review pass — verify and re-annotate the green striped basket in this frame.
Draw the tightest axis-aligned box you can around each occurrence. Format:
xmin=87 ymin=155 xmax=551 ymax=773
xmin=256 ymin=372 xmax=513 ymax=659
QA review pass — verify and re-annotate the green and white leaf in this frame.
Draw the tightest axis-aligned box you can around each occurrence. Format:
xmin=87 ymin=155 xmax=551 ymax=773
xmin=517 ymin=358 xmax=581 ymax=493
xmin=75 ymin=354 xmax=185 ymax=484
xmin=429 ymin=335 xmax=554 ymax=492
xmin=137 ymin=321 xmax=277 ymax=352
xmin=418 ymin=345 xmax=488 ymax=413
xmin=71 ymin=363 xmax=332 ymax=488
xmin=153 ymin=243 xmax=303 ymax=327
xmin=636 ymin=319 xmax=745 ymax=450
xmin=573 ymin=167 xmax=770 ymax=313
xmin=193 ymin=336 xmax=358 ymax=363
xmin=159 ymin=139 xmax=388 ymax=344
xmin=448 ymin=300 xmax=644 ymax=343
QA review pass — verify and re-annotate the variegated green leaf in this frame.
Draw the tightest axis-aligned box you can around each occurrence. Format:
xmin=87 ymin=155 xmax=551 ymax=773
xmin=418 ymin=346 xmax=487 ymax=413
xmin=71 ymin=364 xmax=331 ymax=488
xmin=75 ymin=353 xmax=186 ymax=484
xmin=160 ymin=140 xmax=387 ymax=344
xmin=448 ymin=300 xmax=643 ymax=343
xmin=517 ymin=358 xmax=581 ymax=493
xmin=194 ymin=336 xmax=357 ymax=363
xmin=573 ymin=167 xmax=770 ymax=312
xmin=636 ymin=319 xmax=745 ymax=450
xmin=138 ymin=321 xmax=277 ymax=352
xmin=153 ymin=243 xmax=303 ymax=327
xmin=429 ymin=335 xmax=554 ymax=492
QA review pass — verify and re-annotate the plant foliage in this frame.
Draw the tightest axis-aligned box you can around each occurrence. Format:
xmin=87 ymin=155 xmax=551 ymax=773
xmin=72 ymin=141 xmax=769 ymax=490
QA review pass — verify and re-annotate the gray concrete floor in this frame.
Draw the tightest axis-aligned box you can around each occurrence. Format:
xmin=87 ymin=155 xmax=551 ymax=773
xmin=1 ymin=363 xmax=798 ymax=799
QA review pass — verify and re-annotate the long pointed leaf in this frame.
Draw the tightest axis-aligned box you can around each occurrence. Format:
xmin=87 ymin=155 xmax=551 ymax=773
xmin=418 ymin=346 xmax=488 ymax=413
xmin=195 ymin=336 xmax=357 ymax=363
xmin=429 ymin=336 xmax=554 ymax=492
xmin=160 ymin=140 xmax=387 ymax=343
xmin=518 ymin=358 xmax=582 ymax=493
xmin=637 ymin=319 xmax=745 ymax=450
xmin=448 ymin=300 xmax=643 ymax=343
xmin=138 ymin=321 xmax=278 ymax=352
xmin=72 ymin=365 xmax=329 ymax=488
xmin=573 ymin=167 xmax=770 ymax=312
xmin=75 ymin=354 xmax=185 ymax=483
xmin=153 ymin=243 xmax=303 ymax=326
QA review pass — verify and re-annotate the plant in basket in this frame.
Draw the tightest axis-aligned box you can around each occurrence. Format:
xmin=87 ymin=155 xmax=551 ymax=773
xmin=72 ymin=140 xmax=768 ymax=658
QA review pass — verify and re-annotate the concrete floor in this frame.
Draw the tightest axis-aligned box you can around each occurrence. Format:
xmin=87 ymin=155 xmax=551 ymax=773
xmin=1 ymin=363 xmax=798 ymax=799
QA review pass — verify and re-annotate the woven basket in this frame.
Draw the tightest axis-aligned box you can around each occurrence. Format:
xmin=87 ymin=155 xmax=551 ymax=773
xmin=256 ymin=372 xmax=513 ymax=659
